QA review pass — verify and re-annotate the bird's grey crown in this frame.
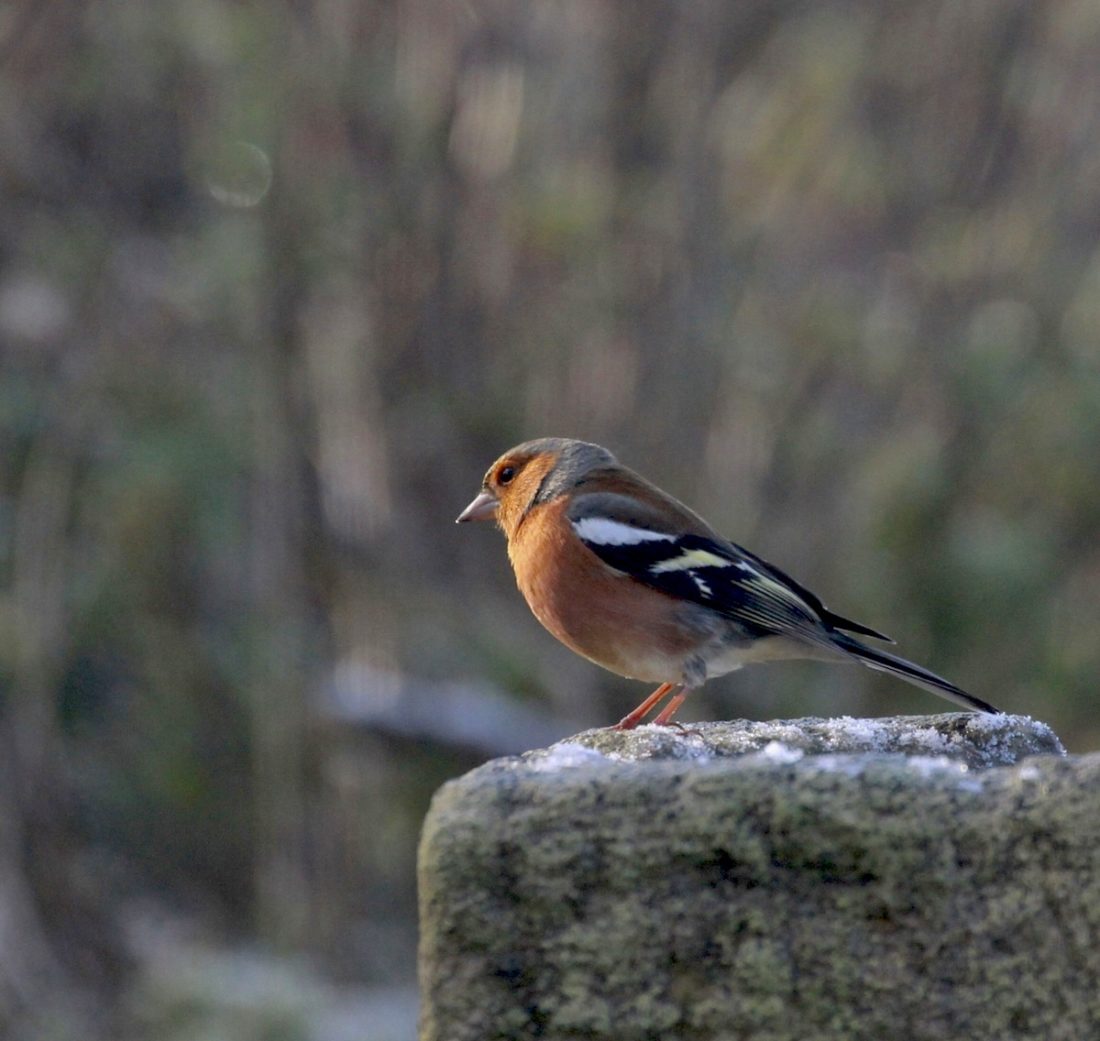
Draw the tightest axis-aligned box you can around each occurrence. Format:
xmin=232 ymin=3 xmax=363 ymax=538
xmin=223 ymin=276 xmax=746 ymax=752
xmin=517 ymin=438 xmax=618 ymax=505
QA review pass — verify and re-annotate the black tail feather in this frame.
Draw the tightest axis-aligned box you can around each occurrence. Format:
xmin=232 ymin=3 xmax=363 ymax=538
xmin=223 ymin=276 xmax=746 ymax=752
xmin=824 ymin=611 xmax=894 ymax=643
xmin=831 ymin=632 xmax=1001 ymax=714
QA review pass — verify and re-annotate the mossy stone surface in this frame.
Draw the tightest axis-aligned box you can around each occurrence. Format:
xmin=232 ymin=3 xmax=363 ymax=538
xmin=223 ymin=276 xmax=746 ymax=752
xmin=418 ymin=714 xmax=1096 ymax=1041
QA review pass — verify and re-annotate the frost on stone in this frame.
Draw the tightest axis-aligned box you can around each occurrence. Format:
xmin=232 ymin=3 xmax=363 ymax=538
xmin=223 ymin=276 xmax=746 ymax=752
xmin=523 ymin=742 xmax=615 ymax=772
xmin=758 ymin=741 xmax=804 ymax=764
xmin=824 ymin=716 xmax=891 ymax=748
xmin=565 ymin=713 xmax=1064 ymax=769
xmin=900 ymin=755 xmax=985 ymax=792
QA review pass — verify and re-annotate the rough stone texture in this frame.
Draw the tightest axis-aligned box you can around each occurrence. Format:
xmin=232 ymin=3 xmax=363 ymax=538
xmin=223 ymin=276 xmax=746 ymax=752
xmin=566 ymin=712 xmax=1065 ymax=768
xmin=417 ymin=714 xmax=1100 ymax=1041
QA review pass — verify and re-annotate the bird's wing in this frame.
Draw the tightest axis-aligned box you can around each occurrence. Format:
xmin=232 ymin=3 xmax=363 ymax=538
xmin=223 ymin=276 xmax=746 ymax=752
xmin=731 ymin=543 xmax=893 ymax=642
xmin=567 ymin=492 xmax=836 ymax=642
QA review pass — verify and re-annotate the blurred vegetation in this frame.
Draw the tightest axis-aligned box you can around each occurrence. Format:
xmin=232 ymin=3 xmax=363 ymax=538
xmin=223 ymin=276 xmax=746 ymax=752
xmin=2 ymin=0 xmax=1100 ymax=1036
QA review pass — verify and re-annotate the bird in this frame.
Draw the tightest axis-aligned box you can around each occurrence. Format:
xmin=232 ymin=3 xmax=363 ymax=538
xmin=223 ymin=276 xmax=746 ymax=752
xmin=456 ymin=437 xmax=1001 ymax=728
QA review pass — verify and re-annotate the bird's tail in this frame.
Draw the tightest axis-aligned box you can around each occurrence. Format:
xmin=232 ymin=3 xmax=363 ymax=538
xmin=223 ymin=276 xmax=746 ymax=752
xmin=830 ymin=632 xmax=1002 ymax=714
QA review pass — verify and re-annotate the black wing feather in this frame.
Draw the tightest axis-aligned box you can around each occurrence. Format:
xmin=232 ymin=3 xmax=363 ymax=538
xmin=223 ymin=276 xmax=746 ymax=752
xmin=577 ymin=530 xmax=827 ymax=642
xmin=734 ymin=544 xmax=894 ymax=643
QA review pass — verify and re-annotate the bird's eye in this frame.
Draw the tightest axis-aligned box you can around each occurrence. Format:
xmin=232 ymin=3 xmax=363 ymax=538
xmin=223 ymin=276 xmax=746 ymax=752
xmin=497 ymin=465 xmax=516 ymax=485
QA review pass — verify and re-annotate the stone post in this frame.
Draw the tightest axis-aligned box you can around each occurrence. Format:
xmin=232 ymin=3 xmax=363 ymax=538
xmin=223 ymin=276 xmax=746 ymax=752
xmin=418 ymin=715 xmax=1098 ymax=1041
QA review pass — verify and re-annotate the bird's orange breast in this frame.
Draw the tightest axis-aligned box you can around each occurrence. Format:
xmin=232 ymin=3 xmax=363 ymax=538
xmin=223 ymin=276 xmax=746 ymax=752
xmin=506 ymin=498 xmax=699 ymax=683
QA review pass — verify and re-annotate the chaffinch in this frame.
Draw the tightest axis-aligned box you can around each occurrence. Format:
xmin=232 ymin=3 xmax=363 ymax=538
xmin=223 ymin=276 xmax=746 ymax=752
xmin=457 ymin=437 xmax=1000 ymax=728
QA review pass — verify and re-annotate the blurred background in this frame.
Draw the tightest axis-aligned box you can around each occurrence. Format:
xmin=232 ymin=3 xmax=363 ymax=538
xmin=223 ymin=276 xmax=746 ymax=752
xmin=3 ymin=0 xmax=1100 ymax=1037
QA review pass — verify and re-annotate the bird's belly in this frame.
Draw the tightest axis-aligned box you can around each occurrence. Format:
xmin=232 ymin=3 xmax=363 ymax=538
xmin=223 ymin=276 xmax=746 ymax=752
xmin=517 ymin=571 xmax=700 ymax=684
xmin=699 ymin=633 xmax=829 ymax=678
xmin=528 ymin=594 xmax=686 ymax=682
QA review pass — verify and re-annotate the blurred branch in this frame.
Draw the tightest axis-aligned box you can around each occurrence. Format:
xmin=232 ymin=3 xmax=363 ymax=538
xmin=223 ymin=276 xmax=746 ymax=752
xmin=245 ymin=109 xmax=319 ymax=952
xmin=247 ymin=299 xmax=313 ymax=952
xmin=0 ymin=754 xmax=74 ymax=1030
xmin=9 ymin=428 xmax=75 ymax=795
xmin=0 ymin=364 xmax=90 ymax=1030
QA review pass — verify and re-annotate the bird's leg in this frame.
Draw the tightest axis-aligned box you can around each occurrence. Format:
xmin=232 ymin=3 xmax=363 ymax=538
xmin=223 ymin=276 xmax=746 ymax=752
xmin=651 ymin=689 xmax=691 ymax=726
xmin=613 ymin=682 xmax=678 ymax=730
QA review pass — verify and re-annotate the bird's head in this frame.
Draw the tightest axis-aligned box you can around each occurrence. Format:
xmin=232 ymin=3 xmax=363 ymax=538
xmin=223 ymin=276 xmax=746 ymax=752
xmin=456 ymin=437 xmax=617 ymax=539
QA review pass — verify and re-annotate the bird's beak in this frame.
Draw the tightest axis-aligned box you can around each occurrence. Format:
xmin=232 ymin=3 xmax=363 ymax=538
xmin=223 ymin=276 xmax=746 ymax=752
xmin=456 ymin=490 xmax=499 ymax=523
